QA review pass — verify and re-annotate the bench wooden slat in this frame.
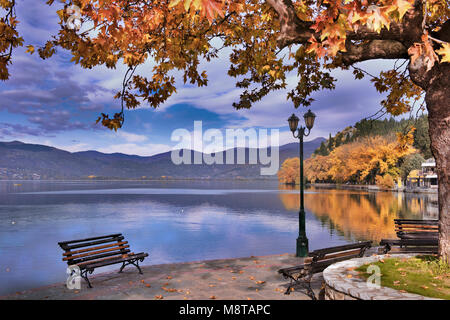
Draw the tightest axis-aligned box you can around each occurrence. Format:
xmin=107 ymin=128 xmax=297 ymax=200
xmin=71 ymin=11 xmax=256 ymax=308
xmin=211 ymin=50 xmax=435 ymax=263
xmin=84 ymin=252 xmax=148 ymax=270
xmin=62 ymin=236 xmax=125 ymax=250
xmin=63 ymin=245 xmax=130 ymax=261
xmin=320 ymin=248 xmax=362 ymax=261
xmin=311 ymin=253 xmax=363 ymax=273
xmin=380 ymin=238 xmax=438 ymax=246
xmin=387 ymin=247 xmax=438 ymax=254
xmin=76 ymin=253 xmax=131 ymax=267
xmin=58 ymin=233 xmax=122 ymax=245
xmin=69 ymin=248 xmax=131 ymax=265
xmin=396 ymin=225 xmax=438 ymax=229
xmin=309 ymin=241 xmax=372 ymax=256
xmin=63 ymin=241 xmax=128 ymax=256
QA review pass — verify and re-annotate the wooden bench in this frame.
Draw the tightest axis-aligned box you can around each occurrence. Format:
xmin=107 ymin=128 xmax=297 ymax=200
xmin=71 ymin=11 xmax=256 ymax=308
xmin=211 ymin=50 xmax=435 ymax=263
xmin=394 ymin=219 xmax=438 ymax=240
xmin=278 ymin=241 xmax=372 ymax=300
xmin=379 ymin=238 xmax=438 ymax=254
xmin=59 ymin=233 xmax=149 ymax=288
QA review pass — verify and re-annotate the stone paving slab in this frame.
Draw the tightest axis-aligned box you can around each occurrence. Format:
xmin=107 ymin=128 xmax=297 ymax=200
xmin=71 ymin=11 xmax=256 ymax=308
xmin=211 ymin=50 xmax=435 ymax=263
xmin=0 ymin=253 xmax=325 ymax=300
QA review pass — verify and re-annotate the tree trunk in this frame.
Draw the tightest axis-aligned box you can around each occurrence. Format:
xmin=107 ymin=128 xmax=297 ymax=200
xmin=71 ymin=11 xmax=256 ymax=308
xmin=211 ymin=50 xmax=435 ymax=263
xmin=420 ymin=63 xmax=450 ymax=263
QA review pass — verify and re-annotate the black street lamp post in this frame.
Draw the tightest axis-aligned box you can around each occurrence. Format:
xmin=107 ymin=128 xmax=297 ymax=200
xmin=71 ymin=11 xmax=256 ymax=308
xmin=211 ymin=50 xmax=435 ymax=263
xmin=288 ymin=110 xmax=316 ymax=257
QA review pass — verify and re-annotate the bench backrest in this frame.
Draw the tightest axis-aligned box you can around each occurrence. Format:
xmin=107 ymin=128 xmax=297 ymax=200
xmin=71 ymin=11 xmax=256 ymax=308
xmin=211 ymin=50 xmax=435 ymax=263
xmin=306 ymin=241 xmax=372 ymax=273
xmin=58 ymin=233 xmax=131 ymax=267
xmin=394 ymin=219 xmax=438 ymax=239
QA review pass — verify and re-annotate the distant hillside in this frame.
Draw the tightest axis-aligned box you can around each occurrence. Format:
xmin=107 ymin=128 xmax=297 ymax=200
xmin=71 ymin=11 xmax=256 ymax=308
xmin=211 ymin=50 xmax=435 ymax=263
xmin=313 ymin=115 xmax=431 ymax=158
xmin=0 ymin=138 xmax=325 ymax=180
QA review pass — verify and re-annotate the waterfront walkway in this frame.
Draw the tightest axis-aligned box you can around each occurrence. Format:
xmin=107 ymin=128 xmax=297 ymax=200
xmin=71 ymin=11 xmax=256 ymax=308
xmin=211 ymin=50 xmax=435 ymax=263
xmin=2 ymin=254 xmax=324 ymax=300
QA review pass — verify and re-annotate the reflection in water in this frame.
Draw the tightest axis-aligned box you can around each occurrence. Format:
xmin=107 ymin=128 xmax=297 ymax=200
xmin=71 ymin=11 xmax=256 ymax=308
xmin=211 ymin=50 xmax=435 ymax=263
xmin=278 ymin=185 xmax=429 ymax=242
xmin=0 ymin=180 xmax=437 ymax=295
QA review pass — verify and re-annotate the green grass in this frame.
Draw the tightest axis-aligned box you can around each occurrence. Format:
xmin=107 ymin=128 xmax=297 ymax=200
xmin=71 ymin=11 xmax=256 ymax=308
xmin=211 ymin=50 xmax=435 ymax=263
xmin=356 ymin=255 xmax=450 ymax=300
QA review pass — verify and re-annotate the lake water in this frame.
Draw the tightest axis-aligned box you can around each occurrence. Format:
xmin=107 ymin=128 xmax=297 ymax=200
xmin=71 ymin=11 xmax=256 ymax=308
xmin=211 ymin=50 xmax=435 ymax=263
xmin=0 ymin=180 xmax=438 ymax=295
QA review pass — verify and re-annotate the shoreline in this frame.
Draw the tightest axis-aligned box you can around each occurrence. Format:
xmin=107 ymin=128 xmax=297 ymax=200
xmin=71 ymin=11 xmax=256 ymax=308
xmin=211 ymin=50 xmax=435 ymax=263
xmin=309 ymin=183 xmax=438 ymax=194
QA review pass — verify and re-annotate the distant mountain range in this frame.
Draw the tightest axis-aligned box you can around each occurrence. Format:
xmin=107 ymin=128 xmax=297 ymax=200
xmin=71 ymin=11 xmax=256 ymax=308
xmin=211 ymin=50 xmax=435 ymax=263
xmin=0 ymin=138 xmax=325 ymax=180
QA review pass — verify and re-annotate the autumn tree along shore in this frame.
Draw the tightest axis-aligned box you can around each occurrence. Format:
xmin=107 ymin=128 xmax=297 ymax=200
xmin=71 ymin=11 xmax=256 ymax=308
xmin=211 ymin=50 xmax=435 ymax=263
xmin=1 ymin=0 xmax=449 ymax=261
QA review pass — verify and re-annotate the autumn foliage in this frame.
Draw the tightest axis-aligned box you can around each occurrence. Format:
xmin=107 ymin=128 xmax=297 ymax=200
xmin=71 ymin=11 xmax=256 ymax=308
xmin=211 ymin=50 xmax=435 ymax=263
xmin=278 ymin=157 xmax=300 ymax=185
xmin=302 ymin=135 xmax=416 ymax=185
xmin=1 ymin=0 xmax=449 ymax=129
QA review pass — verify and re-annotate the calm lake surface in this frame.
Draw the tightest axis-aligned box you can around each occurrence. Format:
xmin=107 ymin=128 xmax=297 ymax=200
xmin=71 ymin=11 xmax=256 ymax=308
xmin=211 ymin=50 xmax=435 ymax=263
xmin=0 ymin=180 xmax=438 ymax=295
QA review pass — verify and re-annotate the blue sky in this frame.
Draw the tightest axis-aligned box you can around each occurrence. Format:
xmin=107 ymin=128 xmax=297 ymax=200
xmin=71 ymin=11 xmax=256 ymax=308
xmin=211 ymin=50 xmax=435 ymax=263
xmin=0 ymin=1 xmax=408 ymax=156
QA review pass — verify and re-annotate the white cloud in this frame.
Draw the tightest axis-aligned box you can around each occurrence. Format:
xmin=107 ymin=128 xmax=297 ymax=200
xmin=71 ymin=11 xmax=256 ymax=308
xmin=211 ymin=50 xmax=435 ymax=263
xmin=114 ymin=131 xmax=149 ymax=143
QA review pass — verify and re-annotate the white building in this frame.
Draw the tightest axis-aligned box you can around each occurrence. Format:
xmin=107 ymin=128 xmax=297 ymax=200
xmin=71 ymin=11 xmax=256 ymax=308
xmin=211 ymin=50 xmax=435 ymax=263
xmin=421 ymin=158 xmax=438 ymax=188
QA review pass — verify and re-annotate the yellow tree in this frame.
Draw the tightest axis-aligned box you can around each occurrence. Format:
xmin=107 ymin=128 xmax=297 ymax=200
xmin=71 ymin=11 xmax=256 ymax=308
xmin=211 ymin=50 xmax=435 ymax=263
xmin=278 ymin=157 xmax=300 ymax=184
xmin=1 ymin=0 xmax=449 ymax=260
xmin=306 ymin=135 xmax=415 ymax=183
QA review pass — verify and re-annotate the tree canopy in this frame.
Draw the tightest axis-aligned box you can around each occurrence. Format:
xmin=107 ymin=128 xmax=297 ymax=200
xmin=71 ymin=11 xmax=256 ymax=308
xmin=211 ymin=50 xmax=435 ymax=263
xmin=1 ymin=0 xmax=449 ymax=129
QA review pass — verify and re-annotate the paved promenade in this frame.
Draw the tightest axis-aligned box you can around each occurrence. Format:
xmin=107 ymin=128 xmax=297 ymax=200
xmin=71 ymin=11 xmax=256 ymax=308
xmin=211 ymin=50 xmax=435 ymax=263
xmin=1 ymin=254 xmax=324 ymax=300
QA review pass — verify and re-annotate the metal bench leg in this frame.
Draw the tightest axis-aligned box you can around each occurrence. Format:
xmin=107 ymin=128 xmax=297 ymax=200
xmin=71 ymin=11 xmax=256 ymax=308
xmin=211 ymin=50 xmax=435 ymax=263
xmin=283 ymin=273 xmax=317 ymax=300
xmin=118 ymin=259 xmax=143 ymax=274
xmin=81 ymin=270 xmax=93 ymax=288
xmin=284 ymin=278 xmax=295 ymax=295
xmin=303 ymin=273 xmax=317 ymax=300
xmin=131 ymin=259 xmax=143 ymax=274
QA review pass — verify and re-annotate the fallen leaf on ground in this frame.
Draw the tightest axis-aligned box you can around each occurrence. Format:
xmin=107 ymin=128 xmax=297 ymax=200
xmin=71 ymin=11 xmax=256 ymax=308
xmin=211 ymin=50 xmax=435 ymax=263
xmin=145 ymin=284 xmax=151 ymax=288
xmin=209 ymin=284 xmax=216 ymax=287
xmin=249 ymin=276 xmax=255 ymax=280
xmin=256 ymin=280 xmax=266 ymax=284
xmin=155 ymin=295 xmax=163 ymax=300
xmin=167 ymin=276 xmax=172 ymax=279
xmin=210 ymin=295 xmax=216 ymax=299
xmin=346 ymin=274 xmax=353 ymax=278
xmin=420 ymin=285 xmax=429 ymax=290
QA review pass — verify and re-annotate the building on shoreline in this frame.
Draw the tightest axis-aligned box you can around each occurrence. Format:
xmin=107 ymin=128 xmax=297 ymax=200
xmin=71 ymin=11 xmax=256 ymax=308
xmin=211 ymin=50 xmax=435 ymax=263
xmin=406 ymin=158 xmax=438 ymax=189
